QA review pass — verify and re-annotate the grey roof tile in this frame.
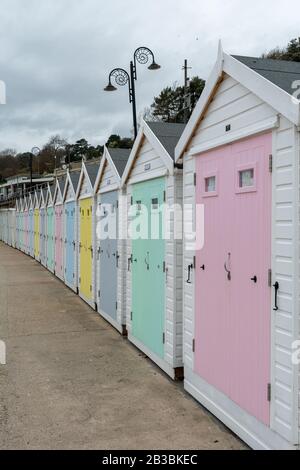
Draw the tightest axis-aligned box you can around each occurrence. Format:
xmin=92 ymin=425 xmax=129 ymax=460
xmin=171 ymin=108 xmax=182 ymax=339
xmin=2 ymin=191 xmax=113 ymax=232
xmin=233 ymin=55 xmax=300 ymax=96
xmin=146 ymin=121 xmax=186 ymax=159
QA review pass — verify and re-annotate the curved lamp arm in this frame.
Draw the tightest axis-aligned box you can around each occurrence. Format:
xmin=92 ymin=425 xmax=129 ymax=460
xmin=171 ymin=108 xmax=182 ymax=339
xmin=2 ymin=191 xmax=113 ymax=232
xmin=133 ymin=46 xmax=160 ymax=80
xmin=104 ymin=68 xmax=133 ymax=103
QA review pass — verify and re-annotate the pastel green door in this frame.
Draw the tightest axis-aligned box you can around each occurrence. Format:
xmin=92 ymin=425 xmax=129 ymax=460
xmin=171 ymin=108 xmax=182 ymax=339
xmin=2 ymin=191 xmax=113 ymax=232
xmin=132 ymin=177 xmax=165 ymax=359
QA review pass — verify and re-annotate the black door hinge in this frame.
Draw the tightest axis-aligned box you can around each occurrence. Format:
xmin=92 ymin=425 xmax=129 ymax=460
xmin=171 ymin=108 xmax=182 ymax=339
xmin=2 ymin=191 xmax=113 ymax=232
xmin=269 ymin=155 xmax=273 ymax=173
xmin=162 ymin=332 xmax=165 ymax=344
xmin=98 ymin=290 xmax=100 ymax=298
xmin=193 ymin=173 xmax=197 ymax=186
xmin=268 ymin=269 xmax=272 ymax=287
xmin=267 ymin=383 xmax=271 ymax=402
xmin=116 ymin=302 xmax=118 ymax=310
xmin=192 ymin=339 xmax=195 ymax=352
xmin=130 ymin=311 xmax=133 ymax=321
xmin=163 ymin=191 xmax=166 ymax=202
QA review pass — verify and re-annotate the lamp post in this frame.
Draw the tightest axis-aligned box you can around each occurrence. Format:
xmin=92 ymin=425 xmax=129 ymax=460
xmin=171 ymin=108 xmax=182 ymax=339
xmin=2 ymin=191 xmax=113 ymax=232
xmin=104 ymin=47 xmax=161 ymax=139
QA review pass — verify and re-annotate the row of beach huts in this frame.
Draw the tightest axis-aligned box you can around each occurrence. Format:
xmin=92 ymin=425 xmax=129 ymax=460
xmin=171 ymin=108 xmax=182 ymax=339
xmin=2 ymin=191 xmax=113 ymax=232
xmin=0 ymin=46 xmax=300 ymax=450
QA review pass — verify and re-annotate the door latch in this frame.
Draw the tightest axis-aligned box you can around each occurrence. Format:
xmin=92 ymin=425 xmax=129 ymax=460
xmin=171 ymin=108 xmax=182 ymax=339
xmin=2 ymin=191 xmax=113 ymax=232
xmin=273 ymin=281 xmax=279 ymax=311
xmin=224 ymin=253 xmax=231 ymax=281
xmin=186 ymin=263 xmax=194 ymax=283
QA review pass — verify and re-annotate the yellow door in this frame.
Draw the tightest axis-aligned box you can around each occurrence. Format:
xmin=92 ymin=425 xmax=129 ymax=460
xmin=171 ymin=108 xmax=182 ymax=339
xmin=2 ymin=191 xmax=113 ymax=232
xmin=79 ymin=198 xmax=93 ymax=300
xmin=34 ymin=209 xmax=39 ymax=258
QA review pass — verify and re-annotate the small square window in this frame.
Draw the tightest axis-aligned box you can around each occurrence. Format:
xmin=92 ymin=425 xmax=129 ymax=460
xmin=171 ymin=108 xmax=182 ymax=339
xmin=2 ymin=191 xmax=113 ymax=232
xmin=136 ymin=200 xmax=142 ymax=211
xmin=205 ymin=176 xmax=216 ymax=193
xmin=151 ymin=198 xmax=159 ymax=210
xmin=239 ymin=169 xmax=254 ymax=188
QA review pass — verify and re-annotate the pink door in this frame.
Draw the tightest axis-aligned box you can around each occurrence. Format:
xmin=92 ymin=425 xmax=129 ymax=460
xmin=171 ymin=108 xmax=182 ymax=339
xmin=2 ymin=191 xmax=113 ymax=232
xmin=55 ymin=205 xmax=63 ymax=278
xmin=195 ymin=133 xmax=272 ymax=425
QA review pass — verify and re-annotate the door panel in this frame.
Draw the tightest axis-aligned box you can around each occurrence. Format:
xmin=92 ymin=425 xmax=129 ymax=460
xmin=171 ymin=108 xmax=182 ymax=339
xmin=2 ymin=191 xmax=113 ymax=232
xmin=194 ymin=133 xmax=272 ymax=425
xmin=65 ymin=202 xmax=75 ymax=285
xmin=34 ymin=209 xmax=39 ymax=258
xmin=47 ymin=207 xmax=54 ymax=270
xmin=79 ymin=198 xmax=93 ymax=300
xmin=132 ymin=177 xmax=165 ymax=359
xmin=99 ymin=191 xmax=118 ymax=320
xmin=55 ymin=205 xmax=63 ymax=278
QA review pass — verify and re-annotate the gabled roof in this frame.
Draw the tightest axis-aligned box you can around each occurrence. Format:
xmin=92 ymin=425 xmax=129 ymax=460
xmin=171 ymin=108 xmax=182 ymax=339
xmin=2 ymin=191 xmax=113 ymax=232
xmin=175 ymin=41 xmax=300 ymax=161
xmin=53 ymin=176 xmax=66 ymax=204
xmin=28 ymin=193 xmax=34 ymax=209
xmin=108 ymin=148 xmax=131 ymax=177
xmin=147 ymin=122 xmax=185 ymax=159
xmin=94 ymin=146 xmax=131 ymax=192
xmin=23 ymin=195 xmax=28 ymax=211
xmin=85 ymin=162 xmax=99 ymax=186
xmin=34 ymin=189 xmax=41 ymax=208
xmin=121 ymin=120 xmax=185 ymax=186
xmin=233 ymin=55 xmax=300 ymax=96
xmin=63 ymin=170 xmax=81 ymax=202
xmin=75 ymin=161 xmax=100 ymax=199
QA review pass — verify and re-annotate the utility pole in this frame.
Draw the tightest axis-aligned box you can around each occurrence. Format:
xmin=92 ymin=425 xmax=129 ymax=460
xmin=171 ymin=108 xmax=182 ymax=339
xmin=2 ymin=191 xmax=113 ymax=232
xmin=182 ymin=59 xmax=192 ymax=124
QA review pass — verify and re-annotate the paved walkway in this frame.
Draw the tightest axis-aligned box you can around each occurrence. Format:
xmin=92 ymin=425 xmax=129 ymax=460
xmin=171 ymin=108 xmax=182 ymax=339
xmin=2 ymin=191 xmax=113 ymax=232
xmin=0 ymin=242 xmax=245 ymax=450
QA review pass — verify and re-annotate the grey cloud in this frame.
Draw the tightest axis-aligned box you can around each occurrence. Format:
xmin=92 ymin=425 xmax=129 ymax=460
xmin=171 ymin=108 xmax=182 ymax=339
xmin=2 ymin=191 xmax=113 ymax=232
xmin=0 ymin=0 xmax=299 ymax=152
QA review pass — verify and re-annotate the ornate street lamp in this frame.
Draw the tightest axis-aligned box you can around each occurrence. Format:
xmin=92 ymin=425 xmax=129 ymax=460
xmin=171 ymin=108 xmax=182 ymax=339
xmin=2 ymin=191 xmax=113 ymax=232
xmin=104 ymin=47 xmax=161 ymax=139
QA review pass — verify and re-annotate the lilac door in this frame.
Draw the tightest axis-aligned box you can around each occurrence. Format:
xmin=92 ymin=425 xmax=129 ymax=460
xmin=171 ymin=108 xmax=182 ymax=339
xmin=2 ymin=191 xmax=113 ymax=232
xmin=55 ymin=205 xmax=63 ymax=278
xmin=195 ymin=133 xmax=272 ymax=426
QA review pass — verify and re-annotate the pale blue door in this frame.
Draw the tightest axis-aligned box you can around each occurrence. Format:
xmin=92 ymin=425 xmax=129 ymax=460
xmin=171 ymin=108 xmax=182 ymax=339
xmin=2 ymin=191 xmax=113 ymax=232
xmin=65 ymin=201 xmax=75 ymax=285
xmin=99 ymin=191 xmax=118 ymax=321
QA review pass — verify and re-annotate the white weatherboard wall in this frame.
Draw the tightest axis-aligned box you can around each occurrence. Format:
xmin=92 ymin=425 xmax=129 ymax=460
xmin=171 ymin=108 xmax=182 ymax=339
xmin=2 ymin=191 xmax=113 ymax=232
xmin=76 ymin=168 xmax=96 ymax=310
xmin=64 ymin=177 xmax=78 ymax=293
xmin=125 ymin=135 xmax=183 ymax=378
xmin=95 ymin=154 xmax=128 ymax=334
xmin=180 ymin=73 xmax=300 ymax=449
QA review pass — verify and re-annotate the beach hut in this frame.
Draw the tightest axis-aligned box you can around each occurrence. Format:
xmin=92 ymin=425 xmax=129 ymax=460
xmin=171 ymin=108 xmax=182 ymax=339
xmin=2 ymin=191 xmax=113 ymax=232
xmin=62 ymin=170 xmax=80 ymax=292
xmin=0 ymin=210 xmax=8 ymax=244
xmin=53 ymin=176 xmax=66 ymax=281
xmin=76 ymin=161 xmax=99 ymax=309
xmin=23 ymin=195 xmax=29 ymax=254
xmin=94 ymin=146 xmax=131 ymax=334
xmin=175 ymin=43 xmax=300 ymax=450
xmin=34 ymin=189 xmax=40 ymax=260
xmin=46 ymin=183 xmax=55 ymax=273
xmin=28 ymin=193 xmax=35 ymax=258
xmin=121 ymin=121 xmax=185 ymax=379
xmin=39 ymin=188 xmax=48 ymax=267
xmin=15 ymin=199 xmax=21 ymax=251
xmin=19 ymin=198 xmax=25 ymax=252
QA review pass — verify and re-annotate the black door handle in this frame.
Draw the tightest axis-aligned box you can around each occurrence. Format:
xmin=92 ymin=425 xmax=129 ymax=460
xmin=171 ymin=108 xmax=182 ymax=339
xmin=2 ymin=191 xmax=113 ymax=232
xmin=273 ymin=281 xmax=279 ymax=311
xmin=251 ymin=275 xmax=257 ymax=283
xmin=200 ymin=264 xmax=205 ymax=271
xmin=186 ymin=264 xmax=193 ymax=283
xmin=128 ymin=255 xmax=132 ymax=271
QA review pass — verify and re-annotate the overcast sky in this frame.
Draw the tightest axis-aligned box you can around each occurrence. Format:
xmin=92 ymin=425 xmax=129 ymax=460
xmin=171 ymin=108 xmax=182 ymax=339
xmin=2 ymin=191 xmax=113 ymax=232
xmin=0 ymin=0 xmax=299 ymax=152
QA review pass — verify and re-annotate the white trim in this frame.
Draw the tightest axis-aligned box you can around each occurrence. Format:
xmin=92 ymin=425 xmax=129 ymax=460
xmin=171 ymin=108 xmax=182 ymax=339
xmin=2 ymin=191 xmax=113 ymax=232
xmin=78 ymin=291 xmax=96 ymax=310
xmin=94 ymin=146 xmax=121 ymax=193
xmin=127 ymin=168 xmax=168 ymax=186
xmin=128 ymin=333 xmax=175 ymax=379
xmin=98 ymin=309 xmax=123 ymax=335
xmin=62 ymin=171 xmax=76 ymax=203
xmin=184 ymin=367 xmax=296 ymax=450
xmin=291 ymin=126 xmax=300 ymax=445
xmin=175 ymin=43 xmax=224 ymax=161
xmin=175 ymin=44 xmax=300 ymax=161
xmin=75 ymin=162 xmax=94 ymax=200
xmin=121 ymin=120 xmax=174 ymax=187
xmin=189 ymin=115 xmax=280 ymax=156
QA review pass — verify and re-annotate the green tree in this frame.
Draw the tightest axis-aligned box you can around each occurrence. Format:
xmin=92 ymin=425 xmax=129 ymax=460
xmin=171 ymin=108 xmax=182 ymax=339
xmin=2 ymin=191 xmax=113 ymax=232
xmin=263 ymin=37 xmax=300 ymax=62
xmin=106 ymin=134 xmax=133 ymax=149
xmin=150 ymin=76 xmax=205 ymax=123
